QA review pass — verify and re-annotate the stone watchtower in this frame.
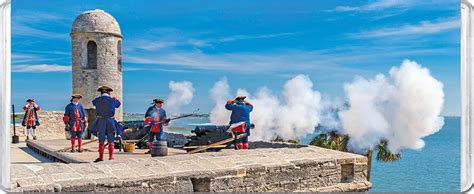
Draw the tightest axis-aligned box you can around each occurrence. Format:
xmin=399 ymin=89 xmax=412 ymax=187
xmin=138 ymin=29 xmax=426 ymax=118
xmin=71 ymin=9 xmax=123 ymax=121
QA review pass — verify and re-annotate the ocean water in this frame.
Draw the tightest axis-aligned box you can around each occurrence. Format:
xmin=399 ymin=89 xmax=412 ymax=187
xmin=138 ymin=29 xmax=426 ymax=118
xmin=301 ymin=116 xmax=460 ymax=192
xmin=164 ymin=116 xmax=460 ymax=192
xmin=369 ymin=117 xmax=460 ymax=192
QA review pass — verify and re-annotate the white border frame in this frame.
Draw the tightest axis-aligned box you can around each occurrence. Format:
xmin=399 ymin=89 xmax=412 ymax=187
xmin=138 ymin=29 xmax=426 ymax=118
xmin=0 ymin=1 xmax=469 ymax=192
xmin=462 ymin=0 xmax=474 ymax=192
xmin=0 ymin=0 xmax=10 ymax=191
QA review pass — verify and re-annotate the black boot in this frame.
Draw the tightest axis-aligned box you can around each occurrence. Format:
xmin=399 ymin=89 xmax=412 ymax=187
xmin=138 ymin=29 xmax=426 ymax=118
xmin=33 ymin=136 xmax=37 ymax=140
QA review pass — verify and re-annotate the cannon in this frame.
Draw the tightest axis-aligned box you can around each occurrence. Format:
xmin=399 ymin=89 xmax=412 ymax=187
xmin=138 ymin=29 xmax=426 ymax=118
xmin=119 ymin=121 xmax=247 ymax=153
xmin=191 ymin=125 xmax=229 ymax=136
xmin=119 ymin=121 xmax=188 ymax=149
xmin=184 ymin=125 xmax=234 ymax=152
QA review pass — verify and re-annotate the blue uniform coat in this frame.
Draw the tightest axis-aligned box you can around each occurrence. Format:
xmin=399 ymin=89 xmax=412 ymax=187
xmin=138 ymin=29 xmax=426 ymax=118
xmin=64 ymin=102 xmax=87 ymax=131
xmin=225 ymin=101 xmax=253 ymax=135
xmin=91 ymin=95 xmax=122 ymax=140
xmin=145 ymin=106 xmax=168 ymax=133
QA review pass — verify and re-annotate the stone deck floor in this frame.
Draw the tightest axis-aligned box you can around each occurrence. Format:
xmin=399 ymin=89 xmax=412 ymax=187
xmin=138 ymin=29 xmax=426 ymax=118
xmin=27 ymin=139 xmax=186 ymax=162
xmin=11 ymin=142 xmax=52 ymax=164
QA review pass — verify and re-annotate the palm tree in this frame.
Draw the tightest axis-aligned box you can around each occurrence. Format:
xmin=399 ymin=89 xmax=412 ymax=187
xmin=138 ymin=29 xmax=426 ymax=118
xmin=309 ymin=131 xmax=349 ymax=152
xmin=310 ymin=131 xmax=402 ymax=181
xmin=375 ymin=140 xmax=402 ymax=162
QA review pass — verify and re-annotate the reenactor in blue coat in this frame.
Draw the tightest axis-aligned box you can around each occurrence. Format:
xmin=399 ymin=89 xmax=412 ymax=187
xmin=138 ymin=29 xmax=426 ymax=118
xmin=225 ymin=96 xmax=253 ymax=149
xmin=144 ymin=98 xmax=170 ymax=154
xmin=63 ymin=94 xmax=88 ymax=152
xmin=92 ymin=86 xmax=121 ymax=162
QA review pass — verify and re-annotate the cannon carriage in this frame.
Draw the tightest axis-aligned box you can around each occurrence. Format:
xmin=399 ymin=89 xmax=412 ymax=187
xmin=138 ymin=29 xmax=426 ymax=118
xmin=119 ymin=121 xmax=235 ymax=152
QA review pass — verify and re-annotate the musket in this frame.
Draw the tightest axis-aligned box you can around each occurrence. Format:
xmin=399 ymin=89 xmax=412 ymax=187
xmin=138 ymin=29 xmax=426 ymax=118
xmin=138 ymin=109 xmax=201 ymax=144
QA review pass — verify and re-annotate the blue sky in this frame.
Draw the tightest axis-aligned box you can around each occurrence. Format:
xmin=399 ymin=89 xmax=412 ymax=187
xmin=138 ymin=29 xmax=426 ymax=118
xmin=11 ymin=0 xmax=460 ymax=116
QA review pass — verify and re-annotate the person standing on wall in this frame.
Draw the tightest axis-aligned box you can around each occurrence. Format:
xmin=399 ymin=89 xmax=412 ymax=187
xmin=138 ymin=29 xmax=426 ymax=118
xmin=91 ymin=86 xmax=121 ymax=162
xmin=22 ymin=98 xmax=40 ymax=141
xmin=144 ymin=98 xmax=170 ymax=154
xmin=225 ymin=96 xmax=253 ymax=149
xmin=63 ymin=94 xmax=88 ymax=153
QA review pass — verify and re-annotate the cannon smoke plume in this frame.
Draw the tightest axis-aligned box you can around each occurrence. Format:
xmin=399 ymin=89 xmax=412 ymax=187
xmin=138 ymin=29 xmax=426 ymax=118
xmin=339 ymin=60 xmax=444 ymax=153
xmin=165 ymin=81 xmax=195 ymax=114
xmin=210 ymin=75 xmax=323 ymax=141
xmin=209 ymin=77 xmax=232 ymax=123
xmin=208 ymin=59 xmax=445 ymax=153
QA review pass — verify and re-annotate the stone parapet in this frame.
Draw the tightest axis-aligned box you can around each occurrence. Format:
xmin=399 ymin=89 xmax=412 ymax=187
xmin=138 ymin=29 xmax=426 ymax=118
xmin=11 ymin=146 xmax=371 ymax=192
xmin=10 ymin=111 xmax=65 ymax=140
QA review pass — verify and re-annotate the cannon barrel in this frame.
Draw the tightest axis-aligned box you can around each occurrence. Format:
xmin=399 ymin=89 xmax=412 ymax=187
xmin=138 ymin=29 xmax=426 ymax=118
xmin=121 ymin=120 xmax=146 ymax=130
xmin=186 ymin=125 xmax=233 ymax=151
xmin=191 ymin=125 xmax=229 ymax=136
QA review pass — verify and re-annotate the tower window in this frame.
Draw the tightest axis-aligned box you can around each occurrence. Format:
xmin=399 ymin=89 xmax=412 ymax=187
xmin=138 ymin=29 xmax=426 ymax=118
xmin=118 ymin=40 xmax=122 ymax=72
xmin=86 ymin=40 xmax=97 ymax=69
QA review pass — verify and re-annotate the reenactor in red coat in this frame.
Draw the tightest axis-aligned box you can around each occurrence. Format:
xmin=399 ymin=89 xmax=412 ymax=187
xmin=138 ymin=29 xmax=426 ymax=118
xmin=22 ymin=98 xmax=41 ymax=140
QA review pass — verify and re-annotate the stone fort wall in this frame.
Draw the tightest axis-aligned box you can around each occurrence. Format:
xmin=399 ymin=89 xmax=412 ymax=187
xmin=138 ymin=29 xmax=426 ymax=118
xmin=10 ymin=111 xmax=66 ymax=140
xmin=11 ymin=146 xmax=371 ymax=192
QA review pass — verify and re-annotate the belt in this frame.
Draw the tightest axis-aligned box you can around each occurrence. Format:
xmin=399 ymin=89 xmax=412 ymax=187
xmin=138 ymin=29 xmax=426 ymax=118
xmin=97 ymin=116 xmax=114 ymax=119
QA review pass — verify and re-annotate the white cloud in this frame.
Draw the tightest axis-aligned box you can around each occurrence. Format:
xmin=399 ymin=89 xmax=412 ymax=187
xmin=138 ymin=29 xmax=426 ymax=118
xmin=363 ymin=0 xmax=412 ymax=11
xmin=126 ymin=50 xmax=332 ymax=73
xmin=328 ymin=0 xmax=453 ymax=13
xmin=217 ymin=32 xmax=298 ymax=42
xmin=126 ymin=29 xmax=298 ymax=51
xmin=349 ymin=17 xmax=459 ymax=39
xmin=12 ymin=53 xmax=44 ymax=64
xmin=125 ymin=46 xmax=449 ymax=75
xmin=124 ymin=66 xmax=194 ymax=73
xmin=13 ymin=11 xmax=71 ymax=23
xmin=332 ymin=6 xmax=361 ymax=12
xmin=12 ymin=64 xmax=71 ymax=73
xmin=13 ymin=23 xmax=69 ymax=40
xmin=12 ymin=11 xmax=71 ymax=40
xmin=12 ymin=52 xmax=71 ymax=66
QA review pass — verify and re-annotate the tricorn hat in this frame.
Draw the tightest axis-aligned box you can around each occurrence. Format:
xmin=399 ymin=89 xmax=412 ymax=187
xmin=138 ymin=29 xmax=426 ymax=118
xmin=26 ymin=98 xmax=35 ymax=102
xmin=71 ymin=94 xmax=82 ymax=99
xmin=235 ymin=96 xmax=247 ymax=101
xmin=97 ymin=86 xmax=113 ymax=92
xmin=152 ymin=98 xmax=165 ymax=104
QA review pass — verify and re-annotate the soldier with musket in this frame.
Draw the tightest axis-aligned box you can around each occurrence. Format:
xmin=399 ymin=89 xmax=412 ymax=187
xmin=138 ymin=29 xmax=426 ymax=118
xmin=144 ymin=98 xmax=171 ymax=154
xmin=225 ymin=96 xmax=253 ymax=149
xmin=92 ymin=86 xmax=121 ymax=162
xmin=63 ymin=94 xmax=88 ymax=152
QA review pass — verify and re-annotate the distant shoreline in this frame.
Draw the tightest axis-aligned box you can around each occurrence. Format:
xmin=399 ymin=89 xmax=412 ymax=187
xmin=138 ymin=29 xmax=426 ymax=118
xmin=12 ymin=110 xmax=458 ymax=118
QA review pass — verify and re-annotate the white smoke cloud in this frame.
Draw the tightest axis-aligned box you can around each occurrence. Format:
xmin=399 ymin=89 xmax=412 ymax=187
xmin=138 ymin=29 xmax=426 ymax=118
xmin=338 ymin=59 xmax=444 ymax=153
xmin=165 ymin=81 xmax=195 ymax=114
xmin=208 ymin=59 xmax=444 ymax=154
xmin=209 ymin=77 xmax=232 ymax=124
xmin=210 ymin=75 xmax=322 ymax=141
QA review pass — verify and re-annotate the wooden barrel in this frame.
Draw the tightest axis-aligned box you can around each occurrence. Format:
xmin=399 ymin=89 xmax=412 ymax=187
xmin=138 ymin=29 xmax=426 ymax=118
xmin=151 ymin=141 xmax=168 ymax=157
